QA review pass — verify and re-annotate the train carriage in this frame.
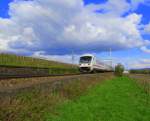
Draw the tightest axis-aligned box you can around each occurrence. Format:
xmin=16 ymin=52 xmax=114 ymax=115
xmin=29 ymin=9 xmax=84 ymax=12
xmin=79 ymin=54 xmax=113 ymax=73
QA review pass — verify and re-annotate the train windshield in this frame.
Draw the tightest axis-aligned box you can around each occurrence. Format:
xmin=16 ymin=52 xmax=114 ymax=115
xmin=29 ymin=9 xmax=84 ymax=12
xmin=80 ymin=56 xmax=92 ymax=63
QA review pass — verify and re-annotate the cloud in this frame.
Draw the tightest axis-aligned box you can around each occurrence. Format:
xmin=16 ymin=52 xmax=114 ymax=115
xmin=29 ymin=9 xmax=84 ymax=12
xmin=143 ymin=22 xmax=150 ymax=34
xmin=32 ymin=51 xmax=80 ymax=64
xmin=0 ymin=0 xmax=149 ymax=55
xmin=141 ymin=46 xmax=150 ymax=53
xmin=129 ymin=59 xmax=150 ymax=69
xmin=130 ymin=0 xmax=150 ymax=10
xmin=84 ymin=0 xmax=131 ymax=16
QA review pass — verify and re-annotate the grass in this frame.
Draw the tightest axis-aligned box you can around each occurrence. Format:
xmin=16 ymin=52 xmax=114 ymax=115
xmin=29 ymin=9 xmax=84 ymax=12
xmin=0 ymin=74 xmax=112 ymax=121
xmin=0 ymin=53 xmax=76 ymax=69
xmin=0 ymin=91 xmax=63 ymax=121
xmin=0 ymin=76 xmax=149 ymax=121
xmin=0 ymin=53 xmax=79 ymax=74
xmin=46 ymin=77 xmax=150 ymax=121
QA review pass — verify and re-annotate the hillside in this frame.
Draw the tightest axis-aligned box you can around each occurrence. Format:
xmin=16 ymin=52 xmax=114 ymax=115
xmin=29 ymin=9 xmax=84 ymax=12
xmin=0 ymin=53 xmax=77 ymax=69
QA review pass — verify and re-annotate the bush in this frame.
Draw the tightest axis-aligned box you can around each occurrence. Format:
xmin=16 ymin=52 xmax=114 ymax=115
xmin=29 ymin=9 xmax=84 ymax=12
xmin=114 ymin=63 xmax=124 ymax=76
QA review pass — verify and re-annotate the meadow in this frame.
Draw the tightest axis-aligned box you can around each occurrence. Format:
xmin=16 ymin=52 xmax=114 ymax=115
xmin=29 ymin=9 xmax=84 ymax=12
xmin=0 ymin=75 xmax=149 ymax=121
xmin=46 ymin=77 xmax=150 ymax=121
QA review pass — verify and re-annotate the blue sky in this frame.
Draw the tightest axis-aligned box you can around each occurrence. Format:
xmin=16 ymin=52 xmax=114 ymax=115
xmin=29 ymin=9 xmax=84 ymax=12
xmin=84 ymin=0 xmax=107 ymax=4
xmin=136 ymin=4 xmax=150 ymax=24
xmin=0 ymin=0 xmax=12 ymax=18
xmin=0 ymin=0 xmax=150 ymax=69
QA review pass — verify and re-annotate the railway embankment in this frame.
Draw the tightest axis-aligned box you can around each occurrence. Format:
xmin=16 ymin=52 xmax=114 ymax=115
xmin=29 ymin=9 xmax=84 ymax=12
xmin=0 ymin=54 xmax=79 ymax=78
xmin=0 ymin=73 xmax=114 ymax=97
xmin=0 ymin=73 xmax=114 ymax=121
xmin=0 ymin=65 xmax=79 ymax=79
xmin=0 ymin=74 xmax=150 ymax=121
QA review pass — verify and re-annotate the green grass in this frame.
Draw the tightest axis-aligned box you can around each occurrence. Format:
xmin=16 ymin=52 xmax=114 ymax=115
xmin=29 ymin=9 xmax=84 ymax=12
xmin=0 ymin=74 xmax=108 ymax=121
xmin=46 ymin=77 xmax=150 ymax=121
xmin=1 ymin=76 xmax=149 ymax=121
xmin=0 ymin=53 xmax=79 ymax=74
xmin=0 ymin=53 xmax=76 ymax=69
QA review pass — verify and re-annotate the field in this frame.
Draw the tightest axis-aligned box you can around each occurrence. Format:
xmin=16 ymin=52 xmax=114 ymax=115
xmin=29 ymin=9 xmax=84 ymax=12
xmin=0 ymin=73 xmax=113 ymax=121
xmin=0 ymin=74 xmax=150 ymax=121
xmin=0 ymin=54 xmax=79 ymax=75
xmin=46 ymin=76 xmax=150 ymax=121
xmin=0 ymin=53 xmax=76 ymax=69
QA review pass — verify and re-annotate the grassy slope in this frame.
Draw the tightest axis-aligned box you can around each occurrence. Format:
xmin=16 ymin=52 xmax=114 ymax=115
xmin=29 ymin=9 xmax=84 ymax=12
xmin=46 ymin=77 xmax=150 ymax=121
xmin=0 ymin=53 xmax=76 ymax=69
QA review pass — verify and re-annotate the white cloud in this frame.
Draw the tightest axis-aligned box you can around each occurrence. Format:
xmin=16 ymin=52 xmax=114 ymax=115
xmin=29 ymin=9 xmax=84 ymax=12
xmin=141 ymin=46 xmax=150 ymax=53
xmin=0 ymin=0 xmax=149 ymax=56
xmin=129 ymin=59 xmax=150 ymax=69
xmin=140 ymin=59 xmax=150 ymax=63
xmin=98 ymin=0 xmax=130 ymax=15
xmin=144 ymin=22 xmax=150 ymax=34
xmin=32 ymin=51 xmax=80 ymax=64
xmin=130 ymin=0 xmax=150 ymax=10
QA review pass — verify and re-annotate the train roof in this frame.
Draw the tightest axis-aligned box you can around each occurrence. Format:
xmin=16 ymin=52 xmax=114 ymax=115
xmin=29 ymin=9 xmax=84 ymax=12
xmin=80 ymin=54 xmax=95 ymax=57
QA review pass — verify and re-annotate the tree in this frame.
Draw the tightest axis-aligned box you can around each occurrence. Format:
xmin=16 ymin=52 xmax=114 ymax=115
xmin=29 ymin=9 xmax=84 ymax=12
xmin=114 ymin=63 xmax=124 ymax=76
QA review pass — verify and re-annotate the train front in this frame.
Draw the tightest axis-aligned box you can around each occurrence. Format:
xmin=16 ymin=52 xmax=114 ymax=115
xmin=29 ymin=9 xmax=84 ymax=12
xmin=79 ymin=55 xmax=93 ymax=73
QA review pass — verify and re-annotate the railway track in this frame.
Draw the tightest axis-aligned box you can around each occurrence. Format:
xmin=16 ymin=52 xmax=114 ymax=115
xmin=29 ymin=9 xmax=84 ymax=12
xmin=0 ymin=72 xmax=112 ymax=80
xmin=0 ymin=65 xmax=79 ymax=80
xmin=0 ymin=65 xmax=112 ymax=80
xmin=0 ymin=73 xmax=84 ymax=80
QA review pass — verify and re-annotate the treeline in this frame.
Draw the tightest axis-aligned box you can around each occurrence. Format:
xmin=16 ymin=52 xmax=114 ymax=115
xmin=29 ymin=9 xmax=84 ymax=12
xmin=130 ymin=69 xmax=150 ymax=74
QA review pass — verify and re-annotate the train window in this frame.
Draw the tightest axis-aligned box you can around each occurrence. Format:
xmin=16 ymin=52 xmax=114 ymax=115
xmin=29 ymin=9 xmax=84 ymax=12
xmin=80 ymin=56 xmax=92 ymax=63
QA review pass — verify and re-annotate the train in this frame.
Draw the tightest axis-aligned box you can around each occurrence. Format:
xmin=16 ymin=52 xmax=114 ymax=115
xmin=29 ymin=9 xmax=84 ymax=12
xmin=79 ymin=54 xmax=113 ymax=73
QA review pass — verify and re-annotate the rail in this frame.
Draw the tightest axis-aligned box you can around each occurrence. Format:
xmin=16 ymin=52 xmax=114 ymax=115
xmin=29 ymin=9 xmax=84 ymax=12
xmin=0 ymin=73 xmax=84 ymax=80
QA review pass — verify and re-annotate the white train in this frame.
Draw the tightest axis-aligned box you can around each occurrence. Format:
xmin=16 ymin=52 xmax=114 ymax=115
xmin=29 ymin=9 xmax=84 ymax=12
xmin=79 ymin=54 xmax=113 ymax=73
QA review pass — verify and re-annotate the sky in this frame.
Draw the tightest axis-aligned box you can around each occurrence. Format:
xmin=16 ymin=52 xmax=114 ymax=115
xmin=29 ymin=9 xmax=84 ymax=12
xmin=0 ymin=0 xmax=150 ymax=69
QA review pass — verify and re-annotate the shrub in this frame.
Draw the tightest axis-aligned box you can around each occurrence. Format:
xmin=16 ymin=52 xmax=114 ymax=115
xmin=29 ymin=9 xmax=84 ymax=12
xmin=114 ymin=63 xmax=124 ymax=76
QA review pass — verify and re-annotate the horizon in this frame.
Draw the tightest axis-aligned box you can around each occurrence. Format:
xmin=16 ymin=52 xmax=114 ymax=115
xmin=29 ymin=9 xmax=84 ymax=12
xmin=0 ymin=0 xmax=150 ymax=69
